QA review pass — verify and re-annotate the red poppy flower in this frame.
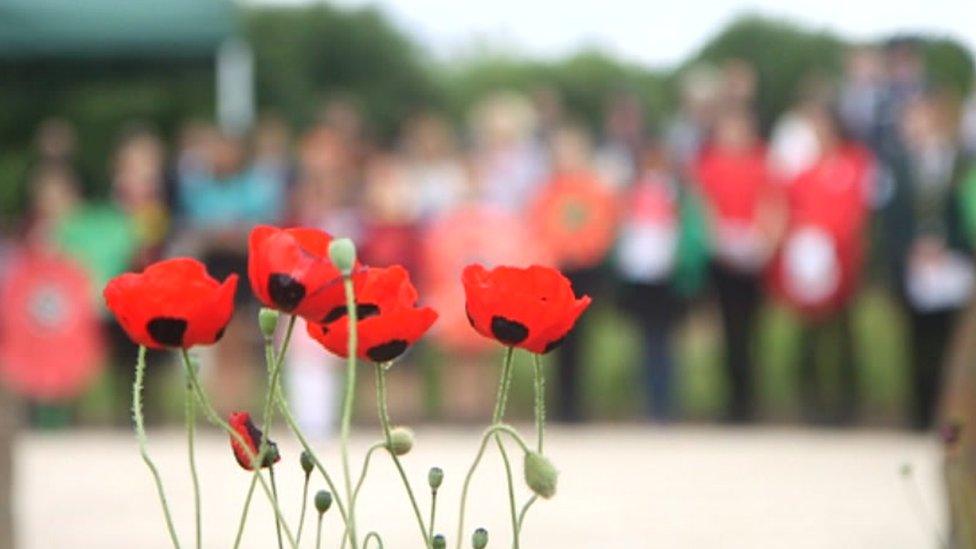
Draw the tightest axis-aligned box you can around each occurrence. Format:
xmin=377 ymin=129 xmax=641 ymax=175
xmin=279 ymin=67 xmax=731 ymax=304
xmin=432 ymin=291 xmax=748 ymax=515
xmin=229 ymin=411 xmax=281 ymax=471
xmin=462 ymin=264 xmax=591 ymax=354
xmin=103 ymin=258 xmax=237 ymax=350
xmin=306 ymin=265 xmax=437 ymax=363
xmin=248 ymin=225 xmax=359 ymax=321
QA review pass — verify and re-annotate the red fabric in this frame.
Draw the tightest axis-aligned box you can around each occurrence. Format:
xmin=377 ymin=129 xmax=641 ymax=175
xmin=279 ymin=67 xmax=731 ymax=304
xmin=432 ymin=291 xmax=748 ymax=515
xmin=462 ymin=263 xmax=591 ymax=354
xmin=0 ymin=250 xmax=104 ymax=401
xmin=694 ymin=145 xmax=772 ymax=227
xmin=768 ymin=144 xmax=874 ymax=317
xmin=104 ymin=257 xmax=237 ymax=349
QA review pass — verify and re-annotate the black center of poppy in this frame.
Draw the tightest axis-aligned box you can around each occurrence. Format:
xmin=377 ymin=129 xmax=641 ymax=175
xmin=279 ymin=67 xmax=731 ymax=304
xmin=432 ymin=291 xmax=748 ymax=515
xmin=367 ymin=339 xmax=408 ymax=362
xmin=268 ymin=273 xmax=306 ymax=311
xmin=490 ymin=316 xmax=528 ymax=345
xmin=322 ymin=303 xmax=380 ymax=324
xmin=146 ymin=317 xmax=188 ymax=347
xmin=242 ymin=416 xmax=278 ymax=468
xmin=543 ymin=336 xmax=566 ymax=354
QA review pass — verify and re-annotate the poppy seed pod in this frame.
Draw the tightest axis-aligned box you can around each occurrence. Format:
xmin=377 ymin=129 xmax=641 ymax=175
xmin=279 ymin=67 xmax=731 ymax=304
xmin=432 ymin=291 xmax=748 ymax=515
xmin=428 ymin=467 xmax=444 ymax=490
xmin=388 ymin=426 xmax=414 ymax=456
xmin=300 ymin=450 xmax=314 ymax=475
xmin=432 ymin=534 xmax=446 ymax=549
xmin=523 ymin=451 xmax=558 ymax=499
xmin=472 ymin=528 xmax=488 ymax=549
xmin=328 ymin=238 xmax=357 ymax=276
xmin=314 ymin=490 xmax=333 ymax=515
xmin=259 ymin=308 xmax=279 ymax=338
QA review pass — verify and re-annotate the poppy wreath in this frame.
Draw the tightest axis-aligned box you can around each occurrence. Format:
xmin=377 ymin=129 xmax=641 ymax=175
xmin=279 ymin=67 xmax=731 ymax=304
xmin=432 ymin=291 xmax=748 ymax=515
xmin=103 ymin=226 xmax=576 ymax=549
xmin=462 ymin=263 xmax=592 ymax=354
xmin=103 ymin=257 xmax=237 ymax=349
xmin=306 ymin=265 xmax=438 ymax=363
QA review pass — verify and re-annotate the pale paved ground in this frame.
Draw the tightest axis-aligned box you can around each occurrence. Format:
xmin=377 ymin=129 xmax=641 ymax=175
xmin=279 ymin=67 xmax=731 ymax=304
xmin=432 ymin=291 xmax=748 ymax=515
xmin=14 ymin=426 xmax=945 ymax=548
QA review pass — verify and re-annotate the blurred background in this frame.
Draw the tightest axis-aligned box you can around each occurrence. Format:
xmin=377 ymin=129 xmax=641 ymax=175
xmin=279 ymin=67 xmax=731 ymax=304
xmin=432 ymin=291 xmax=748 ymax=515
xmin=2 ymin=0 xmax=976 ymax=547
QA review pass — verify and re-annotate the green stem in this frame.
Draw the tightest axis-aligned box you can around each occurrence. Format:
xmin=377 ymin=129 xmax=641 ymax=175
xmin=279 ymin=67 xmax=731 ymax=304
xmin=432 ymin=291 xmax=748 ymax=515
xmin=232 ymin=475 xmax=259 ymax=548
xmin=490 ymin=348 xmax=519 ymax=549
xmin=275 ymin=389 xmax=349 ymax=527
xmin=516 ymin=354 xmax=547 ymax=534
xmin=132 ymin=346 xmax=181 ymax=549
xmin=454 ymin=346 xmax=520 ymax=549
xmin=375 ymin=363 xmax=431 ymax=546
xmin=339 ymin=275 xmax=360 ymax=549
xmin=270 ymin=465 xmax=285 ymax=549
xmin=296 ymin=473 xmax=311 ymax=545
xmin=428 ymin=489 xmax=438 ymax=543
xmin=342 ymin=442 xmax=385 ymax=548
xmin=184 ymin=368 xmax=202 ymax=549
xmin=316 ymin=514 xmax=324 ymax=549
xmin=180 ymin=350 xmax=298 ymax=549
xmin=363 ymin=532 xmax=384 ymax=548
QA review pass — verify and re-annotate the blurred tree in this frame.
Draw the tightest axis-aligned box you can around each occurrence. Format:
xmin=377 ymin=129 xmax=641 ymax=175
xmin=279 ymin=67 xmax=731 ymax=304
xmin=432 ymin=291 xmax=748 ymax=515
xmin=245 ymin=5 xmax=439 ymax=140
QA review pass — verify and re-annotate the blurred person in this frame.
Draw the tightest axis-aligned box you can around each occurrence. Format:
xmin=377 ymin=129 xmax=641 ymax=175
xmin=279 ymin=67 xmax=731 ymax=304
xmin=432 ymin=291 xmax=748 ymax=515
xmin=667 ymin=64 xmax=721 ymax=173
xmin=469 ymin=91 xmax=548 ymax=211
xmin=595 ymin=90 xmax=647 ymax=189
xmin=21 ymin=165 xmax=82 ymax=250
xmin=876 ymin=37 xmax=928 ymax=155
xmin=694 ymin=107 xmax=779 ymax=422
xmin=768 ymin=102 xmax=875 ymax=424
xmin=615 ymin=141 xmax=708 ymax=421
xmin=881 ymin=91 xmax=973 ymax=430
xmin=536 ymin=124 xmax=618 ymax=422
xmin=33 ymin=118 xmax=78 ymax=168
xmin=531 ymin=85 xmax=566 ymax=146
xmin=961 ymin=82 xmax=976 ymax=157
xmin=281 ymin=124 xmax=362 ymax=437
xmin=252 ymin=113 xmax=294 ymax=186
xmin=720 ymin=58 xmax=759 ymax=109
xmin=175 ymin=129 xmax=284 ymax=413
xmin=360 ymin=153 xmax=422 ymax=272
xmin=838 ymin=46 xmax=885 ymax=145
xmin=400 ymin=111 xmax=470 ymax=220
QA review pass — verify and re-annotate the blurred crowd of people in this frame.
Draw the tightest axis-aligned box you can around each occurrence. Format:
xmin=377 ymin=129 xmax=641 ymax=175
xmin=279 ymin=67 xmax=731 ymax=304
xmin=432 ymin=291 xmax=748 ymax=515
xmin=7 ymin=37 xmax=976 ymax=432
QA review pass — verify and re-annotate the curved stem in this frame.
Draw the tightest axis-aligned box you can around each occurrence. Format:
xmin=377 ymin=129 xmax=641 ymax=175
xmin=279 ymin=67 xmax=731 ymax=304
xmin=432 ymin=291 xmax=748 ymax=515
xmin=516 ymin=354 xmax=547 ymax=534
xmin=184 ymin=369 xmax=202 ymax=549
xmin=270 ymin=466 xmax=285 ymax=549
xmin=490 ymin=348 xmax=519 ymax=548
xmin=428 ymin=489 xmax=438 ymax=543
xmin=236 ymin=315 xmax=297 ymax=541
xmin=296 ymin=473 xmax=311 ymax=545
xmin=132 ymin=346 xmax=181 ymax=549
xmin=363 ymin=532 xmax=385 ymax=548
xmin=180 ymin=350 xmax=298 ymax=549
xmin=232 ymin=475 xmax=259 ymax=548
xmin=455 ymin=421 xmax=531 ymax=549
xmin=339 ymin=275 xmax=360 ymax=549
xmin=375 ymin=362 xmax=431 ymax=546
xmin=341 ymin=442 xmax=385 ymax=549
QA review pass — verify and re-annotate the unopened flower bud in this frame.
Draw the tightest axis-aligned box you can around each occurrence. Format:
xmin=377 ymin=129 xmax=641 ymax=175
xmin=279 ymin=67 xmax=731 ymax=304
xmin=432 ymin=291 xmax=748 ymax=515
xmin=314 ymin=490 xmax=332 ymax=515
xmin=328 ymin=238 xmax=357 ymax=275
xmin=259 ymin=308 xmax=279 ymax=338
xmin=523 ymin=451 xmax=558 ymax=499
xmin=432 ymin=534 xmax=446 ymax=549
xmin=472 ymin=527 xmax=488 ymax=548
xmin=899 ymin=463 xmax=913 ymax=478
xmin=428 ymin=466 xmax=444 ymax=491
xmin=388 ymin=426 xmax=414 ymax=456
xmin=300 ymin=450 xmax=314 ymax=475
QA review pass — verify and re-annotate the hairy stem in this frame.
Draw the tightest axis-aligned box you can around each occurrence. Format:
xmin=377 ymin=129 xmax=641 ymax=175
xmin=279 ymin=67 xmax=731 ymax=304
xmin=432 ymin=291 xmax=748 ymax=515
xmin=184 ymin=366 xmax=202 ymax=549
xmin=132 ymin=346 xmax=181 ymax=549
xmin=296 ymin=473 xmax=311 ymax=545
xmin=340 ymin=275 xmax=360 ymax=549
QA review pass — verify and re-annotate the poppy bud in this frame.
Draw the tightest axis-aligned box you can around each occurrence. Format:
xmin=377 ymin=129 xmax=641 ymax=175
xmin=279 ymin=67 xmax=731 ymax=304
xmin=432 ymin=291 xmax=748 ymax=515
xmin=388 ymin=426 xmax=414 ymax=456
xmin=259 ymin=308 xmax=279 ymax=338
xmin=432 ymin=534 xmax=446 ymax=549
xmin=472 ymin=528 xmax=488 ymax=548
xmin=314 ymin=490 xmax=332 ymax=515
xmin=428 ymin=466 xmax=444 ymax=491
xmin=328 ymin=238 xmax=357 ymax=276
xmin=899 ymin=462 xmax=913 ymax=478
xmin=300 ymin=450 xmax=314 ymax=475
xmin=523 ymin=451 xmax=558 ymax=499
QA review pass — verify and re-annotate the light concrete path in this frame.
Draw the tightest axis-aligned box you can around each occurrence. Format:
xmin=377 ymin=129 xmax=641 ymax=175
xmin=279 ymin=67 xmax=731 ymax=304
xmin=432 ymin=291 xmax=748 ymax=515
xmin=14 ymin=426 xmax=944 ymax=548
